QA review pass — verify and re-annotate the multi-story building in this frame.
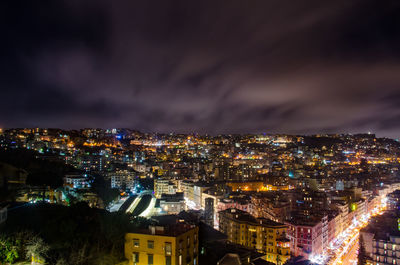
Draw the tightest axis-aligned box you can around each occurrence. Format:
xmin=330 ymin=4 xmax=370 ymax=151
xmin=331 ymin=201 xmax=349 ymax=235
xmin=64 ymin=174 xmax=90 ymax=189
xmin=154 ymin=179 xmax=177 ymax=199
xmin=387 ymin=190 xmax=400 ymax=210
xmin=218 ymin=198 xmax=252 ymax=214
xmin=201 ymin=188 xmax=224 ymax=227
xmin=125 ymin=223 xmax=199 ymax=265
xmin=285 ymin=214 xmax=325 ymax=260
xmin=328 ymin=211 xmax=341 ymax=242
xmin=367 ymin=196 xmax=380 ymax=213
xmin=110 ymin=169 xmax=136 ymax=191
xmin=78 ymin=154 xmax=105 ymax=172
xmin=226 ymin=181 xmax=264 ymax=192
xmin=360 ymin=211 xmax=400 ymax=265
xmin=193 ymin=183 xmax=211 ymax=209
xmin=352 ymin=198 xmax=367 ymax=221
xmin=132 ymin=163 xmax=147 ymax=173
xmin=219 ymin=208 xmax=290 ymax=264
xmin=179 ymin=180 xmax=195 ymax=203
xmin=251 ymin=195 xmax=290 ymax=223
xmin=204 ymin=198 xmax=214 ymax=227
xmin=160 ymin=193 xmax=186 ymax=215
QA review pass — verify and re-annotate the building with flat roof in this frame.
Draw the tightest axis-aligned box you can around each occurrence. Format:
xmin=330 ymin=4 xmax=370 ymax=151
xmin=160 ymin=192 xmax=186 ymax=215
xmin=125 ymin=221 xmax=198 ymax=265
xmin=360 ymin=210 xmax=400 ymax=265
xmin=219 ymin=208 xmax=290 ymax=264
xmin=285 ymin=213 xmax=327 ymax=260
xmin=64 ymin=174 xmax=90 ymax=189
xmin=154 ymin=178 xmax=177 ymax=199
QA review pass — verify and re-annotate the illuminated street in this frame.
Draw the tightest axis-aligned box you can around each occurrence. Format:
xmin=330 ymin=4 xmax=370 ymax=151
xmin=125 ymin=191 xmax=156 ymax=216
xmin=108 ymin=196 xmax=127 ymax=212
xmin=342 ymin=239 xmax=358 ymax=265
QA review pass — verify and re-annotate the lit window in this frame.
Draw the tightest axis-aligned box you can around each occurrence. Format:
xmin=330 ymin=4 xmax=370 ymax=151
xmin=133 ymin=252 xmax=139 ymax=263
xmin=165 ymin=242 xmax=172 ymax=256
xmin=133 ymin=239 xmax=140 ymax=247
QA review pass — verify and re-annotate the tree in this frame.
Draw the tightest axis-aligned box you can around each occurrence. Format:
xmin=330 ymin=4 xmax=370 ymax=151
xmin=91 ymin=174 xmax=120 ymax=208
xmin=0 ymin=236 xmax=19 ymax=264
xmin=26 ymin=236 xmax=49 ymax=264
xmin=358 ymin=234 xmax=367 ymax=265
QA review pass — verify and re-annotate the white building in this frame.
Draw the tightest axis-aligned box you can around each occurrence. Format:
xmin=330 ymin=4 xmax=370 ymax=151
xmin=159 ymin=193 xmax=186 ymax=215
xmin=64 ymin=174 xmax=89 ymax=189
xmin=110 ymin=169 xmax=136 ymax=191
xmin=193 ymin=183 xmax=212 ymax=209
xmin=154 ymin=179 xmax=177 ymax=198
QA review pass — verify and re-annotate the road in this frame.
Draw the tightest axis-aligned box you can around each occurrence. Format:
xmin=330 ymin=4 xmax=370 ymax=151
xmin=118 ymin=195 xmax=137 ymax=212
xmin=131 ymin=194 xmax=152 ymax=215
xmin=342 ymin=239 xmax=358 ymax=265
xmin=109 ymin=196 xmax=128 ymax=212
xmin=124 ymin=191 xmax=156 ymax=216
xmin=325 ymin=197 xmax=387 ymax=265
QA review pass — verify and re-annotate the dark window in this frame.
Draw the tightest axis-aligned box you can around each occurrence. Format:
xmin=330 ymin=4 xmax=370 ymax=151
xmin=148 ymin=240 xmax=154 ymax=249
xmin=179 ymin=240 xmax=183 ymax=250
xmin=148 ymin=254 xmax=153 ymax=265
xmin=166 ymin=256 xmax=172 ymax=265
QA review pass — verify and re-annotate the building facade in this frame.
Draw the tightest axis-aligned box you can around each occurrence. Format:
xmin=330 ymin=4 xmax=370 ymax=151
xmin=285 ymin=216 xmax=324 ymax=260
xmin=219 ymin=208 xmax=290 ymax=264
xmin=154 ymin=179 xmax=177 ymax=199
xmin=360 ymin=211 xmax=400 ymax=265
xmin=125 ymin=224 xmax=199 ymax=265
xmin=160 ymin=193 xmax=186 ymax=215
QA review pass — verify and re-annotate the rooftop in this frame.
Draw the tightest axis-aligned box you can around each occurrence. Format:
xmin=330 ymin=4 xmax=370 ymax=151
xmin=361 ymin=210 xmax=400 ymax=241
xmin=129 ymin=222 xmax=196 ymax=237
xmin=285 ymin=212 xmax=325 ymax=227
xmin=219 ymin=208 xmax=286 ymax=228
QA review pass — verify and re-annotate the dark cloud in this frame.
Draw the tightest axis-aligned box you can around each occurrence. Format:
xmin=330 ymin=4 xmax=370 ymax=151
xmin=1 ymin=0 xmax=400 ymax=138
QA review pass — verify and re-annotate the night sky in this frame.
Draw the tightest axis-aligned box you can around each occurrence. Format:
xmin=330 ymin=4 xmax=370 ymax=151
xmin=1 ymin=1 xmax=400 ymax=138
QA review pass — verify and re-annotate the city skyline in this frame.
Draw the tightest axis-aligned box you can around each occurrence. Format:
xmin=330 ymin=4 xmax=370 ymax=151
xmin=1 ymin=127 xmax=398 ymax=264
xmin=2 ymin=3 xmax=400 ymax=264
xmin=1 ymin=1 xmax=400 ymax=138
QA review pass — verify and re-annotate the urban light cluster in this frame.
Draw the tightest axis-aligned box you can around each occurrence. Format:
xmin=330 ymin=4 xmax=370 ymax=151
xmin=1 ymin=128 xmax=400 ymax=264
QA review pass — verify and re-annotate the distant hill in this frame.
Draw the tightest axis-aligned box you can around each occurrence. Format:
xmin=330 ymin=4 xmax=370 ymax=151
xmin=0 ymin=149 xmax=77 ymax=188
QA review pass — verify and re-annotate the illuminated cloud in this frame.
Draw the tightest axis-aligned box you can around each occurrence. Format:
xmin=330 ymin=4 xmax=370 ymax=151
xmin=1 ymin=0 xmax=400 ymax=138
